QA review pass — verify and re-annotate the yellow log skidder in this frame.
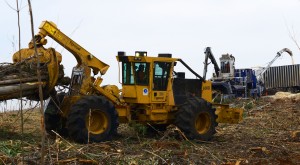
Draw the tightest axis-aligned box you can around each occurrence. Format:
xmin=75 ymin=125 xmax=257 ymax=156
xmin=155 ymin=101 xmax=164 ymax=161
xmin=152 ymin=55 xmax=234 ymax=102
xmin=11 ymin=21 xmax=243 ymax=143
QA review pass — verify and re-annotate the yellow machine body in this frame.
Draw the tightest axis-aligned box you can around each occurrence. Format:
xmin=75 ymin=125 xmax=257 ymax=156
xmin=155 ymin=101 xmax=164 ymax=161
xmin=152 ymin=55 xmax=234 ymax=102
xmin=8 ymin=20 xmax=243 ymax=143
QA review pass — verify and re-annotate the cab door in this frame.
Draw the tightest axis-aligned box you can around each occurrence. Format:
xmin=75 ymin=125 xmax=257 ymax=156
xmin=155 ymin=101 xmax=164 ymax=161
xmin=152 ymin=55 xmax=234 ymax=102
xmin=151 ymin=62 xmax=171 ymax=102
xmin=121 ymin=62 xmax=151 ymax=104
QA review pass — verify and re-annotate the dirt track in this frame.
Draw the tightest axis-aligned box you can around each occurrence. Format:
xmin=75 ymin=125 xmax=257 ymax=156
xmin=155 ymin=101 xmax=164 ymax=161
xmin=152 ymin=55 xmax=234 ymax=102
xmin=0 ymin=93 xmax=299 ymax=164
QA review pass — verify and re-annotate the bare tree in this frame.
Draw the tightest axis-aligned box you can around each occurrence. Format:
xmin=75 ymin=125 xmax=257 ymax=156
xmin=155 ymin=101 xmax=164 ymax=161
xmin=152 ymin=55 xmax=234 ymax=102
xmin=15 ymin=0 xmax=25 ymax=163
xmin=285 ymin=19 xmax=300 ymax=53
xmin=5 ymin=0 xmax=25 ymax=162
xmin=27 ymin=0 xmax=46 ymax=164
xmin=288 ymin=27 xmax=300 ymax=52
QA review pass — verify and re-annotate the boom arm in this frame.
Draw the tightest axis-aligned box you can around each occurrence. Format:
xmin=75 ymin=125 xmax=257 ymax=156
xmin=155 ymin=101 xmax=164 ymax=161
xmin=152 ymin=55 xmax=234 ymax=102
xmin=257 ymin=48 xmax=293 ymax=81
xmin=203 ymin=47 xmax=220 ymax=80
xmin=35 ymin=21 xmax=109 ymax=75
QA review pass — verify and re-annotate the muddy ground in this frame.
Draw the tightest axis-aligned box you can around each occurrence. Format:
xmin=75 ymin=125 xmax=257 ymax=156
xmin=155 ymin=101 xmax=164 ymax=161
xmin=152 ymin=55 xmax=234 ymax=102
xmin=0 ymin=93 xmax=299 ymax=165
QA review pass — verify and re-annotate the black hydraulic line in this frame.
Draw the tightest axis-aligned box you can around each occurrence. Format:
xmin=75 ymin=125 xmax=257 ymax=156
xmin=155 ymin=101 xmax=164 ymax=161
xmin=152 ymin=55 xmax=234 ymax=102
xmin=178 ymin=59 xmax=204 ymax=81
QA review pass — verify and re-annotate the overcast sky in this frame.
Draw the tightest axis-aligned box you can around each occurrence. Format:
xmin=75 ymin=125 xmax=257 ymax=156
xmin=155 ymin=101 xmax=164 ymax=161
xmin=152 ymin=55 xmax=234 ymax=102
xmin=1 ymin=0 xmax=300 ymax=85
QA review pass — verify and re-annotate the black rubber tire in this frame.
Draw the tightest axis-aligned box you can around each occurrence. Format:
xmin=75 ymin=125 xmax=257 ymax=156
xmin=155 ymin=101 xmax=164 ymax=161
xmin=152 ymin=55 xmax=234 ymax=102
xmin=44 ymin=93 xmax=65 ymax=136
xmin=67 ymin=96 xmax=119 ymax=143
xmin=174 ymin=97 xmax=217 ymax=141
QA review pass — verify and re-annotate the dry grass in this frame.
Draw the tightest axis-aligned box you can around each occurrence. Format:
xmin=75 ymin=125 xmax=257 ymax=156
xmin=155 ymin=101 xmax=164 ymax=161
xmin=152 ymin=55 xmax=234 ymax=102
xmin=0 ymin=96 xmax=299 ymax=164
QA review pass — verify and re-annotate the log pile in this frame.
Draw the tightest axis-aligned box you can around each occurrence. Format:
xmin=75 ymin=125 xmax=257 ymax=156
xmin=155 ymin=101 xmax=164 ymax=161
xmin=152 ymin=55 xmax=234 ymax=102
xmin=0 ymin=61 xmax=63 ymax=101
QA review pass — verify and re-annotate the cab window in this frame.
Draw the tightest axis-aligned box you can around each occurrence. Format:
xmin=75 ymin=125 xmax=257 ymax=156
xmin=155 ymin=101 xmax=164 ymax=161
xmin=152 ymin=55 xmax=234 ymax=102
xmin=122 ymin=62 xmax=149 ymax=85
xmin=221 ymin=61 xmax=230 ymax=73
xmin=134 ymin=62 xmax=149 ymax=85
xmin=153 ymin=62 xmax=171 ymax=91
xmin=122 ymin=62 xmax=134 ymax=85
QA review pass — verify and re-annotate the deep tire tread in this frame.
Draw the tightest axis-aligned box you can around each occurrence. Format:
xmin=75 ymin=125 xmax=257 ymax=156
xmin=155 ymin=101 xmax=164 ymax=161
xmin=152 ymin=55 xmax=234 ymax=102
xmin=175 ymin=97 xmax=217 ymax=141
xmin=67 ymin=96 xmax=119 ymax=143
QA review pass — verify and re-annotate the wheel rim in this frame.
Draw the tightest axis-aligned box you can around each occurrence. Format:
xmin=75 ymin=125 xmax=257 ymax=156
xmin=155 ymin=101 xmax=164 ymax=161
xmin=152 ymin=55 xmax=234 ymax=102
xmin=85 ymin=110 xmax=108 ymax=134
xmin=195 ymin=112 xmax=211 ymax=134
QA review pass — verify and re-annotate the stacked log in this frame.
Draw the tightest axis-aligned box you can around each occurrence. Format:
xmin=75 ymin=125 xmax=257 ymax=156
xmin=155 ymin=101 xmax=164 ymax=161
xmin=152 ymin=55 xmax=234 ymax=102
xmin=0 ymin=62 xmax=49 ymax=101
